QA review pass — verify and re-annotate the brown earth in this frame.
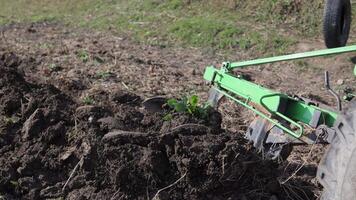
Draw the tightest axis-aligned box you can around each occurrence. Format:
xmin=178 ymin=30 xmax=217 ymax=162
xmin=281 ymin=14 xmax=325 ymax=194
xmin=1 ymin=22 xmax=356 ymax=200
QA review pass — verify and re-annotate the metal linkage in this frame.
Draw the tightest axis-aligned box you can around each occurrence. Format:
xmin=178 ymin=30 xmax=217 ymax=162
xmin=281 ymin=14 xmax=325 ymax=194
xmin=227 ymin=45 xmax=356 ymax=70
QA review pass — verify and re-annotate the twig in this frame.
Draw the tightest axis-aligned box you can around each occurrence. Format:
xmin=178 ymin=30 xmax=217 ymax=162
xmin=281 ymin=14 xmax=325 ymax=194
xmin=146 ymin=175 xmax=151 ymax=200
xmin=286 ymin=182 xmax=310 ymax=200
xmin=282 ymin=182 xmax=306 ymax=200
xmin=110 ymin=189 xmax=121 ymax=200
xmin=222 ymin=155 xmax=226 ymax=175
xmin=151 ymin=172 xmax=187 ymax=200
xmin=62 ymin=157 xmax=83 ymax=191
xmin=121 ymin=82 xmax=130 ymax=90
xmin=20 ymin=99 xmax=25 ymax=117
xmin=280 ymin=134 xmax=320 ymax=184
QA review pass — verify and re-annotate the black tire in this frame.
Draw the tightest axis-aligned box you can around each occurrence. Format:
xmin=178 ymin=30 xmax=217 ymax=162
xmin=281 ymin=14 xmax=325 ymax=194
xmin=318 ymin=102 xmax=356 ymax=200
xmin=323 ymin=0 xmax=351 ymax=48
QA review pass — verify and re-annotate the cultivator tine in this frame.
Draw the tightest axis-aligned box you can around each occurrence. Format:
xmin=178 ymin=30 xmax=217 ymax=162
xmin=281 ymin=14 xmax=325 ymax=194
xmin=207 ymin=87 xmax=224 ymax=108
xmin=246 ymin=117 xmax=295 ymax=160
xmin=245 ymin=116 xmax=330 ymax=160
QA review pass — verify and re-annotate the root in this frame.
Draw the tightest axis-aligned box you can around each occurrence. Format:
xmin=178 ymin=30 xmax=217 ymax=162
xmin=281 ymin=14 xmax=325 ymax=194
xmin=62 ymin=157 xmax=83 ymax=192
xmin=110 ymin=189 xmax=124 ymax=200
xmin=151 ymin=172 xmax=187 ymax=200
xmin=280 ymin=135 xmax=319 ymax=184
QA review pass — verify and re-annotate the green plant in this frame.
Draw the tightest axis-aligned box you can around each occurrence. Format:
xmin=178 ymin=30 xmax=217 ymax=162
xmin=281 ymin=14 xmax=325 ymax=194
xmin=168 ymin=16 xmax=244 ymax=49
xmin=10 ymin=180 xmax=18 ymax=187
xmin=96 ymin=71 xmax=112 ymax=79
xmin=166 ymin=95 xmax=211 ymax=119
xmin=39 ymin=43 xmax=53 ymax=49
xmin=82 ymin=96 xmax=94 ymax=105
xmin=48 ymin=63 xmax=61 ymax=72
xmin=3 ymin=116 xmax=19 ymax=125
xmin=77 ymin=50 xmax=89 ymax=63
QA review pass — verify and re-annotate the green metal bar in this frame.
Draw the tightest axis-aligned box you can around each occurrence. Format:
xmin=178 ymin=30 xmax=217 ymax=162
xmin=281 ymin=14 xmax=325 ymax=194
xmin=203 ymin=66 xmax=339 ymax=138
xmin=229 ymin=45 xmax=356 ymax=69
xmin=215 ymin=88 xmax=304 ymax=138
xmin=204 ymin=66 xmax=283 ymax=112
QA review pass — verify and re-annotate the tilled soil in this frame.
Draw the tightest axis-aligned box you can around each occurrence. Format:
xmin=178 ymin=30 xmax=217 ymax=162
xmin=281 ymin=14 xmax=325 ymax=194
xmin=0 ymin=50 xmax=317 ymax=200
xmin=2 ymin=22 xmax=355 ymax=200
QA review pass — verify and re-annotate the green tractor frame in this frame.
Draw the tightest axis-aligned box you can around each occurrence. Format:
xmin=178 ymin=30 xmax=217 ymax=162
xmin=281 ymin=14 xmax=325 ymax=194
xmin=202 ymin=0 xmax=355 ymax=199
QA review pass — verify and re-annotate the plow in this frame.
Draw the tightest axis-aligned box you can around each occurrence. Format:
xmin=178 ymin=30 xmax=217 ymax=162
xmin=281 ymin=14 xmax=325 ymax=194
xmin=203 ymin=43 xmax=356 ymax=200
xmin=201 ymin=0 xmax=356 ymax=199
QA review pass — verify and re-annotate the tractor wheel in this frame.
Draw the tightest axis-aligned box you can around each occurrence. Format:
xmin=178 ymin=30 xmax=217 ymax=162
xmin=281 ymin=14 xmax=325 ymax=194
xmin=318 ymin=102 xmax=356 ymax=200
xmin=323 ymin=0 xmax=351 ymax=48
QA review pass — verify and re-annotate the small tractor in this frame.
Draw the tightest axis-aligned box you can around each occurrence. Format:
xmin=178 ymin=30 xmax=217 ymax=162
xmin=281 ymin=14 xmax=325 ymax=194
xmin=203 ymin=0 xmax=355 ymax=199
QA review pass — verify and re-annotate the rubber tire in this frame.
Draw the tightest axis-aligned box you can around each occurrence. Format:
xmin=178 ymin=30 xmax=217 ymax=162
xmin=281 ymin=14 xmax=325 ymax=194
xmin=323 ymin=0 xmax=351 ymax=48
xmin=318 ymin=102 xmax=356 ymax=200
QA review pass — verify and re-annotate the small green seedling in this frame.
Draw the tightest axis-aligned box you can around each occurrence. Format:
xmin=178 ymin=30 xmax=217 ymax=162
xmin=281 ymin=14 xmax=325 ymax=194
xmin=93 ymin=56 xmax=105 ymax=65
xmin=10 ymin=180 xmax=18 ymax=187
xmin=166 ymin=95 xmax=211 ymax=119
xmin=77 ymin=50 xmax=89 ymax=63
xmin=48 ymin=63 xmax=61 ymax=72
xmin=3 ymin=116 xmax=19 ymax=125
xmin=96 ymin=71 xmax=113 ymax=79
xmin=82 ymin=96 xmax=94 ymax=105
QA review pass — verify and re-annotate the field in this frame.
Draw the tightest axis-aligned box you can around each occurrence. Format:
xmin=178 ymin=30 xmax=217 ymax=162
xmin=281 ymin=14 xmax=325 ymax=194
xmin=1 ymin=1 xmax=356 ymax=200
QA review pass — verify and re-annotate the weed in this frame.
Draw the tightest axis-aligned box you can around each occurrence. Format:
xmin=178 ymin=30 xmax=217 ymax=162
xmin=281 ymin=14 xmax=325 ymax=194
xmin=82 ymin=96 xmax=94 ymax=105
xmin=93 ymin=56 xmax=105 ymax=65
xmin=39 ymin=43 xmax=53 ymax=49
xmin=77 ymin=50 xmax=89 ymax=63
xmin=166 ymin=95 xmax=211 ymax=119
xmin=96 ymin=71 xmax=112 ymax=79
xmin=168 ymin=16 xmax=243 ymax=49
xmin=3 ymin=116 xmax=19 ymax=125
xmin=163 ymin=113 xmax=173 ymax=121
xmin=296 ymin=60 xmax=308 ymax=67
xmin=48 ymin=63 xmax=61 ymax=72
xmin=10 ymin=180 xmax=18 ymax=187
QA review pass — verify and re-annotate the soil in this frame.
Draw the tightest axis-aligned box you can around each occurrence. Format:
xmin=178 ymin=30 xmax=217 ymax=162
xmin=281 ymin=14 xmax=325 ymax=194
xmin=1 ymin=22 xmax=356 ymax=200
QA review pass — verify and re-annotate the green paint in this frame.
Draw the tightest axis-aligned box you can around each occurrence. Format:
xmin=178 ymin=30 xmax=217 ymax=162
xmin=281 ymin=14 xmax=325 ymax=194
xmin=204 ymin=66 xmax=338 ymax=138
xmin=204 ymin=45 xmax=356 ymax=138
xmin=229 ymin=45 xmax=356 ymax=69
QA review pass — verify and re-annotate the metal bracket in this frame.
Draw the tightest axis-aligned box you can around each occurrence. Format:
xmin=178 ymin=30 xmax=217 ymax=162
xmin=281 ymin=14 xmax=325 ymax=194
xmin=324 ymin=71 xmax=342 ymax=111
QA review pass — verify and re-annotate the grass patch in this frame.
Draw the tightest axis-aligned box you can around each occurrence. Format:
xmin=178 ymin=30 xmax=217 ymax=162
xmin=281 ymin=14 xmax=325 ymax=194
xmin=82 ymin=96 xmax=94 ymax=105
xmin=96 ymin=71 xmax=113 ymax=79
xmin=77 ymin=49 xmax=90 ymax=63
xmin=168 ymin=17 xmax=243 ymax=48
xmin=48 ymin=63 xmax=61 ymax=72
xmin=0 ymin=0 xmax=349 ymax=54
